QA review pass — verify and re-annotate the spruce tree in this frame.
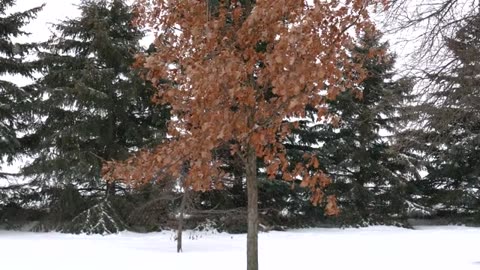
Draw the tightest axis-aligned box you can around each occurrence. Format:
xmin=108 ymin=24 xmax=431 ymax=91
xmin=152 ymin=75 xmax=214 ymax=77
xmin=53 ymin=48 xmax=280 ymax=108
xmin=287 ymin=31 xmax=419 ymax=226
xmin=23 ymin=0 xmax=168 ymax=232
xmin=406 ymin=14 xmax=480 ymax=223
xmin=0 ymin=0 xmax=43 ymax=169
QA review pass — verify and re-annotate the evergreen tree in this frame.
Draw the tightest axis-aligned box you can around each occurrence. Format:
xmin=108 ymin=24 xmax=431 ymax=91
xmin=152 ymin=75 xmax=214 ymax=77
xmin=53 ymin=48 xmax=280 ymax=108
xmin=406 ymin=14 xmax=480 ymax=223
xmin=287 ymin=31 xmax=419 ymax=226
xmin=0 ymin=0 xmax=43 ymax=169
xmin=22 ymin=0 xmax=168 ymax=232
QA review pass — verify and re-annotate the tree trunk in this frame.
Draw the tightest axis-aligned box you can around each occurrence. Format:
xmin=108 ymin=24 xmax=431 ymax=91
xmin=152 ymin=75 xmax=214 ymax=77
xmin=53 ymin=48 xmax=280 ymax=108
xmin=245 ymin=143 xmax=258 ymax=270
xmin=106 ymin=181 xmax=116 ymax=198
xmin=177 ymin=186 xmax=189 ymax=253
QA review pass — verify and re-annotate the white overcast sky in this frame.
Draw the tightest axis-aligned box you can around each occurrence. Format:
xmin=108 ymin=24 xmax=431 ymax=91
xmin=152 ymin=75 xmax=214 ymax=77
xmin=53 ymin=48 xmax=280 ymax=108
xmin=2 ymin=0 xmax=81 ymax=87
xmin=5 ymin=0 xmax=154 ymax=85
xmin=17 ymin=0 xmax=151 ymax=44
xmin=15 ymin=0 xmax=81 ymax=42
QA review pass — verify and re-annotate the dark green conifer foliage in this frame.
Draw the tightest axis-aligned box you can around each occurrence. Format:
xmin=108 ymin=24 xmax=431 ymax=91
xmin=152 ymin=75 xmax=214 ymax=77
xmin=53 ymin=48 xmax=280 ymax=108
xmin=21 ymin=0 xmax=168 ymax=232
xmin=61 ymin=200 xmax=127 ymax=234
xmin=287 ymin=31 xmax=419 ymax=226
xmin=408 ymin=14 xmax=480 ymax=222
xmin=24 ymin=0 xmax=167 ymax=188
xmin=0 ymin=0 xmax=43 ymax=166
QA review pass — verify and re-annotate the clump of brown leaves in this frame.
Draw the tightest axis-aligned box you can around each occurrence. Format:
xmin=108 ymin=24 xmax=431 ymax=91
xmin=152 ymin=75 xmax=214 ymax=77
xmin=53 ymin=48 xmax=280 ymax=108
xmin=103 ymin=0 xmax=385 ymax=214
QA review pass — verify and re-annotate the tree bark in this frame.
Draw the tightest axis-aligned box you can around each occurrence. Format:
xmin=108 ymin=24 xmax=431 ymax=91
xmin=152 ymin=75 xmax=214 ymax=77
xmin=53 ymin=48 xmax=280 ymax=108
xmin=245 ymin=143 xmax=258 ymax=270
xmin=177 ymin=186 xmax=189 ymax=253
xmin=106 ymin=181 xmax=116 ymax=197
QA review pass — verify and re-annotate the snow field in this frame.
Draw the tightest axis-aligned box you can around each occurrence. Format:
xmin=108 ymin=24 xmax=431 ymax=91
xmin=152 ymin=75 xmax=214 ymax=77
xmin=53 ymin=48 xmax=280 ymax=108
xmin=1 ymin=226 xmax=479 ymax=270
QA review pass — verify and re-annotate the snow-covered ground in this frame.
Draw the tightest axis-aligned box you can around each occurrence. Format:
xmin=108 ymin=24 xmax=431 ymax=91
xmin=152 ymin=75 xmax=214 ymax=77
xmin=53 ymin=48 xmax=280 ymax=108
xmin=1 ymin=226 xmax=479 ymax=270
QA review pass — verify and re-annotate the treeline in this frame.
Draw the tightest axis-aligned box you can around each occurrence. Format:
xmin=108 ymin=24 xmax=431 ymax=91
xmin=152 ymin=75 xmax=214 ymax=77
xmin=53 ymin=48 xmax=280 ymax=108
xmin=0 ymin=0 xmax=479 ymax=234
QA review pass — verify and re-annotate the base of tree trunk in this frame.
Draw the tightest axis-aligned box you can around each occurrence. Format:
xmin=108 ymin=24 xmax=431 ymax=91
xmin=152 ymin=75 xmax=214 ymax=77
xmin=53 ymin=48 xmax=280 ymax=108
xmin=246 ymin=144 xmax=259 ymax=270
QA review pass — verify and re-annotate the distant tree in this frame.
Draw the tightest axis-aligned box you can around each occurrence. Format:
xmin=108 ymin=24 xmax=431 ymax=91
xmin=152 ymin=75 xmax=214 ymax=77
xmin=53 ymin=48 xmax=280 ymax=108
xmin=386 ymin=0 xmax=480 ymax=68
xmin=0 ymin=1 xmax=43 ymax=224
xmin=288 ymin=31 xmax=420 ymax=226
xmin=0 ymin=0 xmax=43 ymax=173
xmin=401 ymin=13 xmax=480 ymax=222
xmin=104 ymin=1 xmax=383 ymax=268
xmin=22 ymin=0 xmax=169 ymax=232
